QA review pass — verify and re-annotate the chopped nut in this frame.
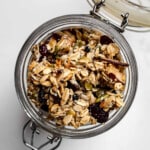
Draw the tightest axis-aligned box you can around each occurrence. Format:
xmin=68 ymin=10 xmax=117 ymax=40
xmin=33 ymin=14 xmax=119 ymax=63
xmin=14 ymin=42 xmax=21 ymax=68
xmin=33 ymin=64 xmax=45 ymax=74
xmin=115 ymin=97 xmax=124 ymax=108
xmin=51 ymin=104 xmax=59 ymax=112
xmin=80 ymin=116 xmax=90 ymax=125
xmin=114 ymin=82 xmax=124 ymax=91
xmin=100 ymin=96 xmax=115 ymax=111
xmin=28 ymin=61 xmax=38 ymax=70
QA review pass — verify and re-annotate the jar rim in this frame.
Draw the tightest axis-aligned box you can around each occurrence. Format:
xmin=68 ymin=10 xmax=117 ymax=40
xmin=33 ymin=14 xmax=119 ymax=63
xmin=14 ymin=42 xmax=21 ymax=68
xmin=15 ymin=14 xmax=138 ymax=138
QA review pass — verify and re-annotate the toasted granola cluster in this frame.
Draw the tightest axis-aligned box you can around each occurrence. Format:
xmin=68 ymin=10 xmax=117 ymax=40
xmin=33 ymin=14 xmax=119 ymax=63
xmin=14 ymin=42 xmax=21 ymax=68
xmin=27 ymin=28 xmax=128 ymax=128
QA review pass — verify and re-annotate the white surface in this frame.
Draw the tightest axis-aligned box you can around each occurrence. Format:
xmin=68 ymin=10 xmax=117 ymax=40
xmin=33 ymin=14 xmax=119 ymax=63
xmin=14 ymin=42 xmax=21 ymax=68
xmin=0 ymin=0 xmax=150 ymax=150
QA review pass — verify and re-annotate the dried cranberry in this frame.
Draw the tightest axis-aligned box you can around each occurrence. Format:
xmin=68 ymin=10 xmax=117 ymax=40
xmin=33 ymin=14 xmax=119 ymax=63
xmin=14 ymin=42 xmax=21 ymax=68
xmin=108 ymin=73 xmax=116 ymax=81
xmin=100 ymin=35 xmax=113 ymax=45
xmin=88 ymin=103 xmax=109 ymax=123
xmin=39 ymin=44 xmax=48 ymax=56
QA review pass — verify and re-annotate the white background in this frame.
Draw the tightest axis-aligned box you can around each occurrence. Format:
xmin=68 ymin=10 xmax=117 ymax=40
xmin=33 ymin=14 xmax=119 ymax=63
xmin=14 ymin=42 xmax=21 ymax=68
xmin=0 ymin=0 xmax=150 ymax=150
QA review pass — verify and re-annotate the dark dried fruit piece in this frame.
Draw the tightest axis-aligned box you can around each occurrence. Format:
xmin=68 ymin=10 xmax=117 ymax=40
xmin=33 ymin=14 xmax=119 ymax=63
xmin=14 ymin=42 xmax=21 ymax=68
xmin=38 ymin=56 xmax=44 ymax=62
xmin=72 ymin=94 xmax=79 ymax=100
xmin=100 ymin=35 xmax=113 ymax=45
xmin=47 ymin=54 xmax=56 ymax=63
xmin=39 ymin=44 xmax=48 ymax=56
xmin=88 ymin=102 xmax=109 ymax=123
xmin=52 ymin=33 xmax=61 ymax=42
xmin=53 ymin=95 xmax=61 ymax=104
xmin=84 ymin=46 xmax=90 ymax=52
xmin=38 ymin=86 xmax=47 ymax=103
xmin=41 ymin=104 xmax=49 ymax=112
xmin=67 ymin=81 xmax=80 ymax=91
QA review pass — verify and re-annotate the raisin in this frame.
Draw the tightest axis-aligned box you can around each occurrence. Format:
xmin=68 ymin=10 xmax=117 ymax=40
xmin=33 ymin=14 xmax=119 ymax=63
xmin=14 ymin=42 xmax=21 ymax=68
xmin=100 ymin=35 xmax=113 ymax=45
xmin=38 ymin=86 xmax=47 ymax=103
xmin=88 ymin=103 xmax=109 ymax=123
xmin=67 ymin=81 xmax=80 ymax=91
xmin=38 ymin=56 xmax=44 ymax=62
xmin=39 ymin=44 xmax=48 ymax=56
xmin=69 ymin=29 xmax=76 ymax=36
xmin=53 ymin=95 xmax=61 ymax=104
xmin=72 ymin=94 xmax=79 ymax=100
xmin=84 ymin=46 xmax=90 ymax=52
xmin=41 ymin=104 xmax=48 ymax=112
xmin=108 ymin=73 xmax=116 ymax=81
xmin=52 ymin=33 xmax=61 ymax=42
xmin=47 ymin=54 xmax=56 ymax=63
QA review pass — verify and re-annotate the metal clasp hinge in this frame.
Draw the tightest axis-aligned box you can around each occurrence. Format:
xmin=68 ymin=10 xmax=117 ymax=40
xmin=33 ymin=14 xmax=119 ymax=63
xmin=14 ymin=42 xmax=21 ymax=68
xmin=88 ymin=0 xmax=129 ymax=33
xmin=22 ymin=120 xmax=62 ymax=150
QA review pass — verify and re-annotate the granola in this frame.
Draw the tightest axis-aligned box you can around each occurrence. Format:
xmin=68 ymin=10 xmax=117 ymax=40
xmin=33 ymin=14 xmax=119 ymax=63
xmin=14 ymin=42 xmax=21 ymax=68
xmin=27 ymin=28 xmax=128 ymax=128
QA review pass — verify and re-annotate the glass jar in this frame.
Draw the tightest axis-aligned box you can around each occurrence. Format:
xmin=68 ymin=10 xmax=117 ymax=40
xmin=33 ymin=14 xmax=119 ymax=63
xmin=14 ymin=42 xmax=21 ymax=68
xmin=15 ymin=14 xmax=138 ymax=137
xmin=15 ymin=1 xmax=138 ymax=149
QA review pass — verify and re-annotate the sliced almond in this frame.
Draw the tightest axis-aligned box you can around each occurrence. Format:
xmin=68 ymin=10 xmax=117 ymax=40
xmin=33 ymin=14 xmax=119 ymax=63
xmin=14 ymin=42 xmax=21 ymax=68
xmin=80 ymin=116 xmax=90 ymax=125
xmin=69 ymin=52 xmax=80 ymax=61
xmin=28 ymin=61 xmax=38 ymax=70
xmin=43 ymin=68 xmax=51 ymax=74
xmin=73 ymin=105 xmax=83 ymax=112
xmin=115 ymin=97 xmax=124 ymax=108
xmin=33 ymin=64 xmax=45 ymax=74
xmin=80 ymin=69 xmax=89 ymax=77
xmin=40 ymin=74 xmax=49 ymax=83
xmin=80 ymin=109 xmax=89 ymax=117
xmin=63 ymin=115 xmax=73 ymax=125
xmin=75 ymin=99 xmax=89 ymax=107
xmin=51 ymin=104 xmax=59 ymax=113
xmin=61 ymin=88 xmax=70 ymax=105
xmin=50 ymin=76 xmax=58 ymax=87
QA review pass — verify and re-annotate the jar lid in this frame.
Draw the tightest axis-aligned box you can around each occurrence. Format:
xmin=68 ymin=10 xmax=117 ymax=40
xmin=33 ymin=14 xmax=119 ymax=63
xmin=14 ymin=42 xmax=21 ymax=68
xmin=88 ymin=0 xmax=150 ymax=31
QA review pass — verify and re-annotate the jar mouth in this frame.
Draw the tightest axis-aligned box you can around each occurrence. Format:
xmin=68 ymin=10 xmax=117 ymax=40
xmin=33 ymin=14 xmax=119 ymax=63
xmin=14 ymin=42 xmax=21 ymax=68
xmin=15 ymin=14 xmax=138 ymax=138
